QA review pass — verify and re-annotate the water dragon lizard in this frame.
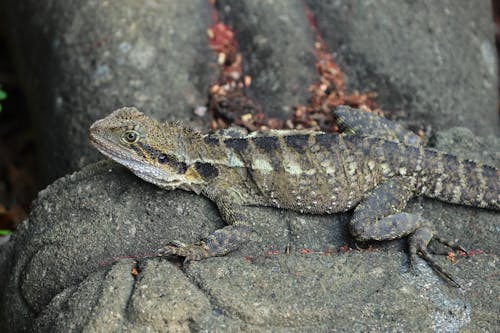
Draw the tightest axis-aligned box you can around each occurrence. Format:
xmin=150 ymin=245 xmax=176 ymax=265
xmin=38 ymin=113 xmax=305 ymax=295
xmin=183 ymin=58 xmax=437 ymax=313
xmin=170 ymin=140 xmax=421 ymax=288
xmin=89 ymin=106 xmax=499 ymax=286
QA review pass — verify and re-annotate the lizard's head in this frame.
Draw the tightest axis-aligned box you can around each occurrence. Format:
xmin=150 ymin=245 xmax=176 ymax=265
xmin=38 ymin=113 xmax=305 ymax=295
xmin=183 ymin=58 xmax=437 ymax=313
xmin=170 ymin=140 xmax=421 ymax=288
xmin=89 ymin=107 xmax=202 ymax=189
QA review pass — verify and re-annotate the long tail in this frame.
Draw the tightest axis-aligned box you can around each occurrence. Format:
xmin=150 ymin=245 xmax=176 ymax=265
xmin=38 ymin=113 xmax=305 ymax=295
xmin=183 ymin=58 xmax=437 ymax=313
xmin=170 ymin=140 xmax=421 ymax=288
xmin=419 ymin=150 xmax=499 ymax=210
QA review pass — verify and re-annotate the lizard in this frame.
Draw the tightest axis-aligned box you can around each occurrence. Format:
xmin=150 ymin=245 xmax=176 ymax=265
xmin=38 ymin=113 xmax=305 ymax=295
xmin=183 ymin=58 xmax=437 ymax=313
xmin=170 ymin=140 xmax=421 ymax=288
xmin=89 ymin=106 xmax=499 ymax=287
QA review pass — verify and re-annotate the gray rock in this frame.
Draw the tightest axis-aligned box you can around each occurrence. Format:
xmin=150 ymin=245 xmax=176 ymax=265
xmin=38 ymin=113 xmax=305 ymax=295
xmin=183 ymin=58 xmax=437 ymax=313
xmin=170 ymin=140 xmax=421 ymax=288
xmin=3 ymin=0 xmax=497 ymax=184
xmin=306 ymin=0 xmax=499 ymax=135
xmin=1 ymin=0 xmax=498 ymax=332
xmin=2 ymin=0 xmax=217 ymax=182
xmin=0 ymin=128 xmax=498 ymax=332
xmin=217 ymin=0 xmax=317 ymax=118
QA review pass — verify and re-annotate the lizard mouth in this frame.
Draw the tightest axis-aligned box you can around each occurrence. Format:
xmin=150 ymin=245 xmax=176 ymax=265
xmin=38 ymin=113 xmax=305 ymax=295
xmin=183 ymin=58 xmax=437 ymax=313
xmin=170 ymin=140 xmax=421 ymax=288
xmin=89 ymin=132 xmax=133 ymax=164
xmin=89 ymin=132 xmax=180 ymax=189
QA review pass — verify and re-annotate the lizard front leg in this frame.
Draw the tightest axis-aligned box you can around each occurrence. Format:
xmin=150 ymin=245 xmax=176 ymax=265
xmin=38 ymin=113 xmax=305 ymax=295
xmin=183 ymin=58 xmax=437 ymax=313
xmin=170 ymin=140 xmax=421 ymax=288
xmin=157 ymin=198 xmax=253 ymax=260
xmin=349 ymin=177 xmax=464 ymax=287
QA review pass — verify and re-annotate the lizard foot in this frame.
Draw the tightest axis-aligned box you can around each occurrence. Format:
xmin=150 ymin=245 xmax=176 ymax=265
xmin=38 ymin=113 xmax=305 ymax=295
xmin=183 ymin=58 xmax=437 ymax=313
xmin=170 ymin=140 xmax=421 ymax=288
xmin=409 ymin=228 xmax=463 ymax=288
xmin=430 ymin=236 xmax=468 ymax=256
xmin=156 ymin=240 xmax=209 ymax=261
xmin=155 ymin=225 xmax=252 ymax=261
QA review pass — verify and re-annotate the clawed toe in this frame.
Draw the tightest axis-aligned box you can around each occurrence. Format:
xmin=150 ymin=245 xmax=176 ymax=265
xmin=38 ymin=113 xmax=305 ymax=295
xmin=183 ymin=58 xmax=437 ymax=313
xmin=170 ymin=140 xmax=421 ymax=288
xmin=408 ymin=253 xmax=419 ymax=275
xmin=155 ymin=245 xmax=175 ymax=256
xmin=156 ymin=240 xmax=181 ymax=256
xmin=416 ymin=247 xmax=461 ymax=288
xmin=433 ymin=236 xmax=468 ymax=256
xmin=409 ymin=229 xmax=464 ymax=288
xmin=155 ymin=241 xmax=209 ymax=261
xmin=169 ymin=240 xmax=190 ymax=248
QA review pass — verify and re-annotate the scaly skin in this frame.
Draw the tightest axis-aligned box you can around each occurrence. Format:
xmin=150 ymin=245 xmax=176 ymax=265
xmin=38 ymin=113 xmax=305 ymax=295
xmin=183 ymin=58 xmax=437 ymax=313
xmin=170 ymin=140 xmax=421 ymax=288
xmin=89 ymin=106 xmax=499 ymax=287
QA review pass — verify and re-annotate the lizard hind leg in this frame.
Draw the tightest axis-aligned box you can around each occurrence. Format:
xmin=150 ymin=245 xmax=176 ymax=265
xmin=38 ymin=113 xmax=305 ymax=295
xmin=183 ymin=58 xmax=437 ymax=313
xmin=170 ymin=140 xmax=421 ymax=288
xmin=349 ymin=177 xmax=463 ymax=286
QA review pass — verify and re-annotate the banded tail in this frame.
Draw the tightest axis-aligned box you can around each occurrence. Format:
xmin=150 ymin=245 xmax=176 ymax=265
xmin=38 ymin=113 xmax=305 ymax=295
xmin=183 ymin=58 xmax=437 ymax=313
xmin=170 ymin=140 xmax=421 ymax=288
xmin=419 ymin=150 xmax=499 ymax=210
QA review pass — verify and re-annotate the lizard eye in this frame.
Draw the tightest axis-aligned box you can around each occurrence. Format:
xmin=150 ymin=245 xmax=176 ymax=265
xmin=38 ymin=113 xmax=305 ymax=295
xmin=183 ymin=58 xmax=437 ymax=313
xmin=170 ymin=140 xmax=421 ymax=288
xmin=158 ymin=153 xmax=168 ymax=164
xmin=122 ymin=130 xmax=139 ymax=143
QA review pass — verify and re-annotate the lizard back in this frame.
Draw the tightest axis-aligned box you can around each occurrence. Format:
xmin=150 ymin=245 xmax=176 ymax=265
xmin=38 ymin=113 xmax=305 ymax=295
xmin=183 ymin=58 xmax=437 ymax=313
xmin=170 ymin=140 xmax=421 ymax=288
xmin=89 ymin=107 xmax=500 ymax=213
xmin=197 ymin=132 xmax=499 ymax=212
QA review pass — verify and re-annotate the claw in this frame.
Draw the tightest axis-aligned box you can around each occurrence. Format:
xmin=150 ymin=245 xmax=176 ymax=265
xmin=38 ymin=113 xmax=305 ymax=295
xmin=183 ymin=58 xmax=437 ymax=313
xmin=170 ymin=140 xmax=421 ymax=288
xmin=155 ymin=246 xmax=173 ymax=256
xmin=409 ymin=229 xmax=464 ymax=288
xmin=417 ymin=248 xmax=461 ymax=288
xmin=156 ymin=240 xmax=181 ymax=256
xmin=433 ymin=236 xmax=468 ymax=256
xmin=168 ymin=240 xmax=188 ymax=248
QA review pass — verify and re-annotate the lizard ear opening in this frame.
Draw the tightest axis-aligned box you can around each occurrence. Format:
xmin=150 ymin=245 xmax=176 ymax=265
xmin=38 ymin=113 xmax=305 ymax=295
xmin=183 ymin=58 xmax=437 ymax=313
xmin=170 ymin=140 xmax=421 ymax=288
xmin=182 ymin=163 xmax=220 ymax=184
xmin=184 ymin=167 xmax=203 ymax=183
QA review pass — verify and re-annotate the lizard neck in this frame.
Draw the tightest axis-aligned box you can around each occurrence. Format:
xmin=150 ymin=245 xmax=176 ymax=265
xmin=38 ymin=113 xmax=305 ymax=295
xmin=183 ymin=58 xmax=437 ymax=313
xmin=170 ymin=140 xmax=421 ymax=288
xmin=183 ymin=133 xmax=246 ymax=169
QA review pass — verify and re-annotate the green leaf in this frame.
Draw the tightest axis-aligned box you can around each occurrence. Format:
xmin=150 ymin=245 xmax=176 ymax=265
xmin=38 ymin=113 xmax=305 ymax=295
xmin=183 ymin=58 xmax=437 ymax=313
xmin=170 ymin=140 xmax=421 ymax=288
xmin=0 ymin=229 xmax=12 ymax=236
xmin=0 ymin=88 xmax=6 ymax=111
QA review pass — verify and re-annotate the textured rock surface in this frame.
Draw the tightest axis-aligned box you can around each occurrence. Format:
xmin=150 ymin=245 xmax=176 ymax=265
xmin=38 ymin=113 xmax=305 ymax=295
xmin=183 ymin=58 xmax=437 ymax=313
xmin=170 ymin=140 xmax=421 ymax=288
xmin=3 ymin=0 xmax=217 ymax=182
xmin=306 ymin=0 xmax=498 ymax=135
xmin=0 ymin=0 xmax=498 ymax=332
xmin=2 ymin=0 xmax=497 ymax=183
xmin=0 ymin=128 xmax=498 ymax=332
xmin=217 ymin=0 xmax=317 ymax=118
